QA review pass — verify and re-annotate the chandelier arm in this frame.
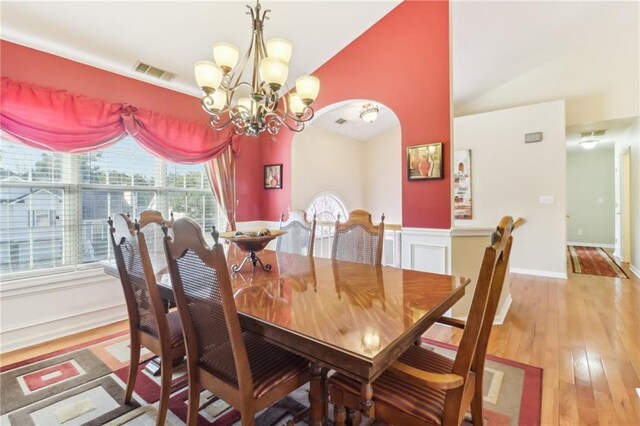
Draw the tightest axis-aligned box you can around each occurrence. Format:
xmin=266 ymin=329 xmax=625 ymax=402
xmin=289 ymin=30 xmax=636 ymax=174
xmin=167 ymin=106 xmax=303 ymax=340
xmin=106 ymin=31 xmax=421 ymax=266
xmin=263 ymin=111 xmax=307 ymax=134
xmin=208 ymin=114 xmax=237 ymax=130
xmin=275 ymin=105 xmax=315 ymax=123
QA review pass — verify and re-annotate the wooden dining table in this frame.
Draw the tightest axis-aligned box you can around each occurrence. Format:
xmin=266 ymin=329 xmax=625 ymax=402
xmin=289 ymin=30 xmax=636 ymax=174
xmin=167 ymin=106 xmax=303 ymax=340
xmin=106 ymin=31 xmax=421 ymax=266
xmin=104 ymin=243 xmax=470 ymax=425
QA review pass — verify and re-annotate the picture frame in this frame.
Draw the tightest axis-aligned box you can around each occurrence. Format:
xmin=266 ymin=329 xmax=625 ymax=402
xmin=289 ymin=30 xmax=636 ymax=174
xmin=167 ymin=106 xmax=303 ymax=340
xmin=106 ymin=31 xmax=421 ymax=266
xmin=453 ymin=149 xmax=472 ymax=219
xmin=264 ymin=164 xmax=283 ymax=189
xmin=407 ymin=143 xmax=444 ymax=180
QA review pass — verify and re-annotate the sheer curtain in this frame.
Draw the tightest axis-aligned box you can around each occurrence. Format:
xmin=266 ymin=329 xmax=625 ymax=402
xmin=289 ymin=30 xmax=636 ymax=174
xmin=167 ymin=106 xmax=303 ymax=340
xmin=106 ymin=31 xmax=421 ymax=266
xmin=205 ymin=145 xmax=237 ymax=231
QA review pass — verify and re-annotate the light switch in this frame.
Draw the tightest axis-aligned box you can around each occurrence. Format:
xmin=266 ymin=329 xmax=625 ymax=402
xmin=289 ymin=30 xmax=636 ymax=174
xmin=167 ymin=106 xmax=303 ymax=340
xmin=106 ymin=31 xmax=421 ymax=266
xmin=598 ymin=197 xmax=604 ymax=204
xmin=539 ymin=195 xmax=555 ymax=204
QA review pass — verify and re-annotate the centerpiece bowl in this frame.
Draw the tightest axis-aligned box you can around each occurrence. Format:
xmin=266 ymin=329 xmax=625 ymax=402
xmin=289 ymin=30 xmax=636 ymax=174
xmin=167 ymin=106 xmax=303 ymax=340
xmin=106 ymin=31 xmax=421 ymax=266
xmin=219 ymin=229 xmax=286 ymax=272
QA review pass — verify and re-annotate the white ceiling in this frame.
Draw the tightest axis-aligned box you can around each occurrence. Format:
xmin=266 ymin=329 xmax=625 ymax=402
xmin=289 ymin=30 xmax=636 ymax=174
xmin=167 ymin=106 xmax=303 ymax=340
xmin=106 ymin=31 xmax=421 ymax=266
xmin=1 ymin=1 xmax=401 ymax=97
xmin=311 ymin=100 xmax=399 ymax=141
xmin=452 ymin=0 xmax=639 ymax=107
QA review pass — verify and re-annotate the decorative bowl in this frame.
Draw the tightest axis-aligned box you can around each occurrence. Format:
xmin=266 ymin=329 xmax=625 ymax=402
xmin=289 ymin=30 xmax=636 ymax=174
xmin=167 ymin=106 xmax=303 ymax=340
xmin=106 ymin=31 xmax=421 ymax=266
xmin=219 ymin=229 xmax=286 ymax=253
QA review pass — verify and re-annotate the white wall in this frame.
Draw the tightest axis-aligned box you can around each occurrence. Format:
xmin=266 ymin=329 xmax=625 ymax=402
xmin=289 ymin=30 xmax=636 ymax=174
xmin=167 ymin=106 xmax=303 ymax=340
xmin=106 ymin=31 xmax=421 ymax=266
xmin=363 ymin=126 xmax=402 ymax=224
xmin=291 ymin=126 xmax=365 ymax=213
xmin=291 ymin=125 xmax=401 ymax=223
xmin=616 ymin=118 xmax=640 ymax=276
xmin=566 ymin=147 xmax=615 ymax=246
xmin=453 ymin=100 xmax=567 ymax=278
xmin=455 ymin=23 xmax=639 ymax=127
xmin=0 ymin=269 xmax=126 ymax=352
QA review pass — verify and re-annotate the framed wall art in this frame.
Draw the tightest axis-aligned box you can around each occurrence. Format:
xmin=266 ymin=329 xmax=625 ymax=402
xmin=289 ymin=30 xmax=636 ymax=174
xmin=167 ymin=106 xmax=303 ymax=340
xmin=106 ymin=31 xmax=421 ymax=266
xmin=453 ymin=149 xmax=472 ymax=220
xmin=407 ymin=143 xmax=443 ymax=180
xmin=264 ymin=164 xmax=282 ymax=189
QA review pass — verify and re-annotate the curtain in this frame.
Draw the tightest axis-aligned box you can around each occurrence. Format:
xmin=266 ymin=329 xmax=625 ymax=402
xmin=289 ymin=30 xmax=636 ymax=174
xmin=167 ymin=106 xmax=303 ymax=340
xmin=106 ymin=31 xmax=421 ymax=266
xmin=205 ymin=144 xmax=237 ymax=231
xmin=0 ymin=77 xmax=235 ymax=163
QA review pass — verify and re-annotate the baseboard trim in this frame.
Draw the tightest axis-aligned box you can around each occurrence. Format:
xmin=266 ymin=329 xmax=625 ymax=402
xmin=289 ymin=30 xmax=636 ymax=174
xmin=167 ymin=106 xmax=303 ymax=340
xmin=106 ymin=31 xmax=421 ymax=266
xmin=0 ymin=303 xmax=127 ymax=353
xmin=510 ymin=267 xmax=567 ymax=279
xmin=629 ymin=263 xmax=640 ymax=279
xmin=567 ymin=242 xmax=615 ymax=249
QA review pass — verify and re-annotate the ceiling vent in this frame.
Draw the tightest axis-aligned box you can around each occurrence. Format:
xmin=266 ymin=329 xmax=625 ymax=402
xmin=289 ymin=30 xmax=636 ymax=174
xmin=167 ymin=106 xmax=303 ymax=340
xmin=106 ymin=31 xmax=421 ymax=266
xmin=579 ymin=129 xmax=607 ymax=138
xmin=133 ymin=61 xmax=176 ymax=82
xmin=335 ymin=118 xmax=347 ymax=125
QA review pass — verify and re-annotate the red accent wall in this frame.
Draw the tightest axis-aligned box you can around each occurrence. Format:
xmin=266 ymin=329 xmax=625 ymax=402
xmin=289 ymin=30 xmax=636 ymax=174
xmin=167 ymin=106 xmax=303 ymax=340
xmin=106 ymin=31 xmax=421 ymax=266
xmin=259 ymin=0 xmax=451 ymax=229
xmin=0 ymin=40 xmax=261 ymax=221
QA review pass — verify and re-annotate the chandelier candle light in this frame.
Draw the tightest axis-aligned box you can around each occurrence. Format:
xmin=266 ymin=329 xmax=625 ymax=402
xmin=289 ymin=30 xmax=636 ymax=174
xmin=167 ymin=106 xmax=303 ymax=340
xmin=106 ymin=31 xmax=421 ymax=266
xmin=195 ymin=1 xmax=320 ymax=136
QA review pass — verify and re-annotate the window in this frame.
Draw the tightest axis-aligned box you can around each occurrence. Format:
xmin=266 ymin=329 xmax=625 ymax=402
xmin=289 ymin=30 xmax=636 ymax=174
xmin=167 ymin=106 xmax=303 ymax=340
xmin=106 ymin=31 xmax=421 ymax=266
xmin=0 ymin=137 xmax=225 ymax=277
xmin=306 ymin=192 xmax=347 ymax=223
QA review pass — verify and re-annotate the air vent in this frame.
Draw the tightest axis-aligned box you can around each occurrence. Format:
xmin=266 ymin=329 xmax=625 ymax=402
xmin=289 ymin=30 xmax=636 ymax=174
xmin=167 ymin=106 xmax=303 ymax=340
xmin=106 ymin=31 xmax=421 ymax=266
xmin=335 ymin=118 xmax=347 ymax=125
xmin=579 ymin=129 xmax=607 ymax=138
xmin=133 ymin=61 xmax=176 ymax=82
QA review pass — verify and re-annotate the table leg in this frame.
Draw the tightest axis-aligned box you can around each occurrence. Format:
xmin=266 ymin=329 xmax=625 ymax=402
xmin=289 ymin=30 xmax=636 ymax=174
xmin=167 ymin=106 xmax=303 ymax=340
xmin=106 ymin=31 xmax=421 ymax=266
xmin=309 ymin=362 xmax=328 ymax=426
xmin=360 ymin=382 xmax=375 ymax=419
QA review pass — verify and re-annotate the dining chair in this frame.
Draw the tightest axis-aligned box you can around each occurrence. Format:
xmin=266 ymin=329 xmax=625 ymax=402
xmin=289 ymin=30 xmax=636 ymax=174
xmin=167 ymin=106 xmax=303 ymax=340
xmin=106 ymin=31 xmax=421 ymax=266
xmin=108 ymin=214 xmax=185 ymax=426
xmin=162 ymin=218 xmax=310 ymax=426
xmin=276 ymin=209 xmax=317 ymax=256
xmin=328 ymin=216 xmax=515 ymax=426
xmin=331 ymin=209 xmax=385 ymax=265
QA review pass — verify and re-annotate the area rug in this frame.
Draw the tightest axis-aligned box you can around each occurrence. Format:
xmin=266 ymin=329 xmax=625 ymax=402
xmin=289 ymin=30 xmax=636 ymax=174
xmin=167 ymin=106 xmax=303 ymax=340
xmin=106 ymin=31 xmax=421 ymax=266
xmin=1 ymin=333 xmax=542 ymax=425
xmin=568 ymin=245 xmax=629 ymax=278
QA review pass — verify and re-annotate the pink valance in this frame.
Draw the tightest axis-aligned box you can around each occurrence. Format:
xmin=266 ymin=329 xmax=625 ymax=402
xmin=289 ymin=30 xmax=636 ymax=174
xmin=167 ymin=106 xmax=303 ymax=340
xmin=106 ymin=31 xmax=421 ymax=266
xmin=0 ymin=77 xmax=235 ymax=163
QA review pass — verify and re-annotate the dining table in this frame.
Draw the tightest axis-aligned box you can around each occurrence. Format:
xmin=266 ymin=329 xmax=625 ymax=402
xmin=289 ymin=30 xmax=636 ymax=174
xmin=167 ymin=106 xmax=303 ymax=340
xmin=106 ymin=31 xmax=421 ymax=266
xmin=104 ymin=243 xmax=470 ymax=425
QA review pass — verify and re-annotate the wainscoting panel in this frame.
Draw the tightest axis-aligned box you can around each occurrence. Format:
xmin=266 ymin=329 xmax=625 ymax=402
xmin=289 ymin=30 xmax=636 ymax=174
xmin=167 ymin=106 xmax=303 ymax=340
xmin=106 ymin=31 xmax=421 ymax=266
xmin=401 ymin=228 xmax=452 ymax=274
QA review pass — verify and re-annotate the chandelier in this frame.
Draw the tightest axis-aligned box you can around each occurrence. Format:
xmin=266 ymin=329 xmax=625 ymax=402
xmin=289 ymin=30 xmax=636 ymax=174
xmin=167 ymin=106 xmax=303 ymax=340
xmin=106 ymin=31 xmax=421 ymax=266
xmin=194 ymin=1 xmax=320 ymax=137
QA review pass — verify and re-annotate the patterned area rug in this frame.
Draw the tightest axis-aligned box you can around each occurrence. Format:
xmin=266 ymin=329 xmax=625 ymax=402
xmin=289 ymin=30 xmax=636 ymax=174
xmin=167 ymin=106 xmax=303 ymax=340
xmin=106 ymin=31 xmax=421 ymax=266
xmin=568 ymin=245 xmax=629 ymax=278
xmin=1 ymin=333 xmax=542 ymax=425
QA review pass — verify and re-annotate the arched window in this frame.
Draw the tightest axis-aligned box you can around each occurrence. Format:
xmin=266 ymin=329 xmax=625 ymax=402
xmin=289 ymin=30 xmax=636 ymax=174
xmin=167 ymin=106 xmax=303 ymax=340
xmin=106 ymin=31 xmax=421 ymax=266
xmin=306 ymin=192 xmax=347 ymax=223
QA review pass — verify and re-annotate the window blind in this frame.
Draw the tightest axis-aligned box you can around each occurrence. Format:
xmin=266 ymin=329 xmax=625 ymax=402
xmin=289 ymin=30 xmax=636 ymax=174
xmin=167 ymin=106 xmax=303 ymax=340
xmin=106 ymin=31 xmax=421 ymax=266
xmin=0 ymin=137 xmax=225 ymax=279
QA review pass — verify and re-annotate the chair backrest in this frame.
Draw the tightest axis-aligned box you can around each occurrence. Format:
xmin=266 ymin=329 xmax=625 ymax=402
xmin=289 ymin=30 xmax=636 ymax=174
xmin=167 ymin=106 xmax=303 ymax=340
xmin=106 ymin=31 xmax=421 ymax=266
xmin=138 ymin=210 xmax=174 ymax=278
xmin=163 ymin=218 xmax=253 ymax=395
xmin=108 ymin=214 xmax=169 ymax=341
xmin=331 ymin=209 xmax=385 ymax=265
xmin=446 ymin=216 xmax=514 ymax=421
xmin=276 ymin=209 xmax=316 ymax=257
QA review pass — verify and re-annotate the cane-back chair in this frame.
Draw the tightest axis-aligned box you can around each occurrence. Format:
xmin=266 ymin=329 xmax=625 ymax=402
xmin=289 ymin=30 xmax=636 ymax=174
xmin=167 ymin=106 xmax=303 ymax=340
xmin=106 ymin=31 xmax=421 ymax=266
xmin=108 ymin=214 xmax=185 ymax=426
xmin=276 ymin=209 xmax=316 ymax=256
xmin=331 ymin=209 xmax=385 ymax=266
xmin=163 ymin=218 xmax=310 ymax=426
xmin=329 ymin=216 xmax=515 ymax=426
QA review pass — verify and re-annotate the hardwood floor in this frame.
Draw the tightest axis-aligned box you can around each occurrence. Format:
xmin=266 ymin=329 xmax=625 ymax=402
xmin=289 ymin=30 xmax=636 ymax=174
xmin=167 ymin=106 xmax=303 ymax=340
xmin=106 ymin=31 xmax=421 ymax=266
xmin=428 ymin=266 xmax=640 ymax=425
xmin=2 ymin=267 xmax=638 ymax=425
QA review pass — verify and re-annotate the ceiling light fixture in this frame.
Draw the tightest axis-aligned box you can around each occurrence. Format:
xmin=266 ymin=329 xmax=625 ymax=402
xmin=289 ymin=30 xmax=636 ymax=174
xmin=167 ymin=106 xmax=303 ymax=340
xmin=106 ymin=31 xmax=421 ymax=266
xmin=359 ymin=103 xmax=379 ymax=123
xmin=579 ymin=139 xmax=598 ymax=150
xmin=194 ymin=0 xmax=320 ymax=136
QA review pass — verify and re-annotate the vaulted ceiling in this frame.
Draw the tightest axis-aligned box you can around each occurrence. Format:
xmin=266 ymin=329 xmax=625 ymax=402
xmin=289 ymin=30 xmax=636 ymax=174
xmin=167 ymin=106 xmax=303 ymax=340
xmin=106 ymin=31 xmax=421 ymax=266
xmin=2 ymin=1 xmax=637 ymax=137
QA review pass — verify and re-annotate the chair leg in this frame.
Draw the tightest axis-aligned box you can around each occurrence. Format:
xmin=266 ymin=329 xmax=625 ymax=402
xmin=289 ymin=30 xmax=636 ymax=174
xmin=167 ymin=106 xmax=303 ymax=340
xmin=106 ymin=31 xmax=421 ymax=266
xmin=347 ymin=407 xmax=361 ymax=425
xmin=124 ymin=338 xmax=141 ymax=404
xmin=156 ymin=357 xmax=172 ymax=426
xmin=185 ymin=376 xmax=200 ymax=426
xmin=240 ymin=408 xmax=255 ymax=426
xmin=470 ymin=393 xmax=484 ymax=426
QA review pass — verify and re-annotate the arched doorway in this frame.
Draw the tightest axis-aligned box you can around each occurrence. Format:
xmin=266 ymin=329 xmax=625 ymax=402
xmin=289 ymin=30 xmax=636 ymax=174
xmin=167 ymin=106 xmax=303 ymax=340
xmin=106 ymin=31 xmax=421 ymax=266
xmin=291 ymin=99 xmax=402 ymax=264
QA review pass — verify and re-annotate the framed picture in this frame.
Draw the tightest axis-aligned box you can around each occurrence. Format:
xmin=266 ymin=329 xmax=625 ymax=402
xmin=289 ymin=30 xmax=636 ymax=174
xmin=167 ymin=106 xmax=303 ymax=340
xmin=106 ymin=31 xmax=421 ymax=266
xmin=264 ymin=164 xmax=282 ymax=189
xmin=407 ymin=143 xmax=443 ymax=180
xmin=453 ymin=149 xmax=472 ymax=220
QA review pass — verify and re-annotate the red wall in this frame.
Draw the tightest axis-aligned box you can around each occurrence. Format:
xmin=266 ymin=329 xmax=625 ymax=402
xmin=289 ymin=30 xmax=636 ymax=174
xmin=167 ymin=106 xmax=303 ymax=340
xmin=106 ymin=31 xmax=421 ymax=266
xmin=259 ymin=0 xmax=451 ymax=229
xmin=0 ymin=40 xmax=261 ymax=221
